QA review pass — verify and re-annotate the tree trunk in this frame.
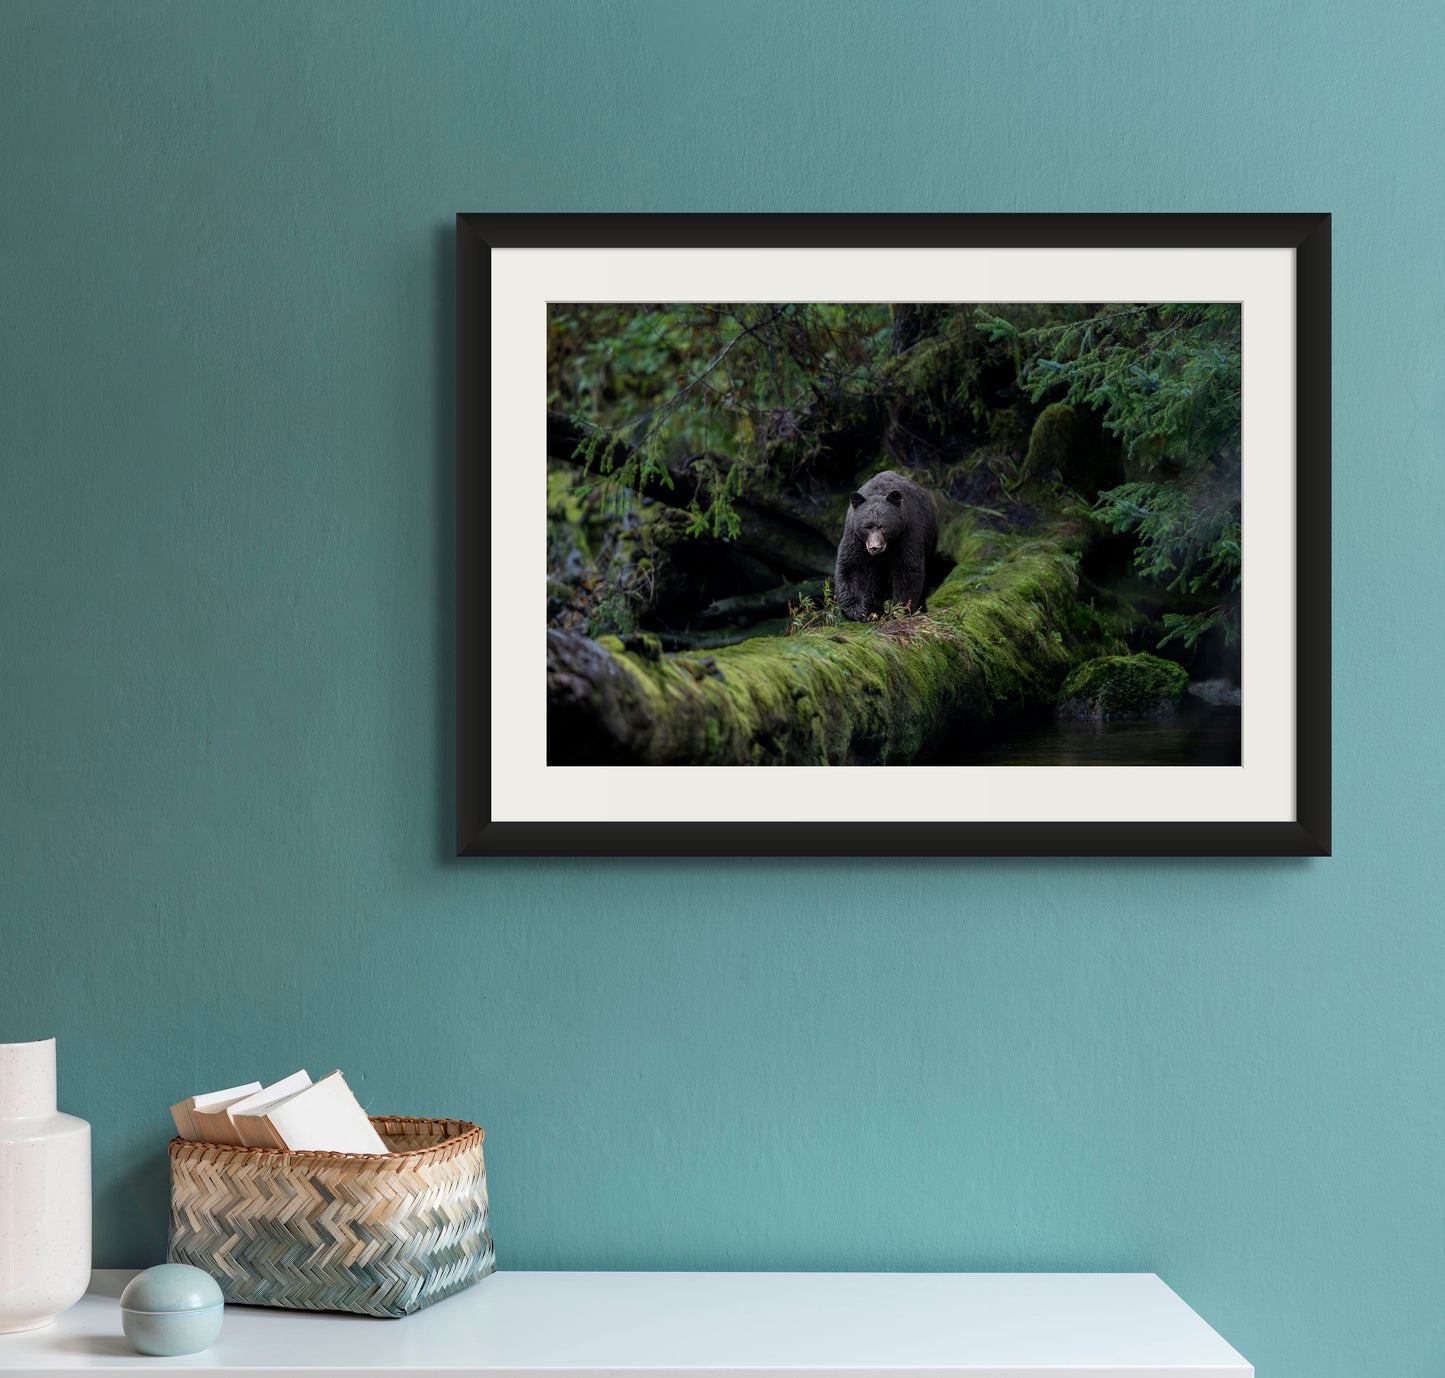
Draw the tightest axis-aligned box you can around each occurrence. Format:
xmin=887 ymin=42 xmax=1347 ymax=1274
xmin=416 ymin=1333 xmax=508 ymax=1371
xmin=548 ymin=516 xmax=1119 ymax=766
xmin=692 ymin=578 xmax=829 ymax=629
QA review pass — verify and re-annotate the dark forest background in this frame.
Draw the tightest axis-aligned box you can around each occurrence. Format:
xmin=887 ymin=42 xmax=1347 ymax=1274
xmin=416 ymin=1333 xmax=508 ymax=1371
xmin=545 ymin=303 xmax=1242 ymax=765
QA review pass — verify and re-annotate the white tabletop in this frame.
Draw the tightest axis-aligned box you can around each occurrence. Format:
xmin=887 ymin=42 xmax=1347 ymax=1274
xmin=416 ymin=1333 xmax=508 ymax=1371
xmin=0 ymin=1271 xmax=1251 ymax=1377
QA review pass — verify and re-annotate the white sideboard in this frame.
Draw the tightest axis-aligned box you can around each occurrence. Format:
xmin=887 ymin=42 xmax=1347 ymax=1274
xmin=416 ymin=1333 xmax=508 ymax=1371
xmin=0 ymin=1270 xmax=1251 ymax=1377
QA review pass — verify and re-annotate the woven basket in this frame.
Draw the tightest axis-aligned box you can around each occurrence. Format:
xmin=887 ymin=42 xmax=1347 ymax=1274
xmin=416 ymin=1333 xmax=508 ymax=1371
xmin=167 ymin=1117 xmax=495 ymax=1318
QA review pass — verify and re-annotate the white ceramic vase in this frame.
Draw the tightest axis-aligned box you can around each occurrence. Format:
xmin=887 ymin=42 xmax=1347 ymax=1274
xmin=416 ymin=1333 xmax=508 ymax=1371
xmin=0 ymin=1038 xmax=91 ymax=1332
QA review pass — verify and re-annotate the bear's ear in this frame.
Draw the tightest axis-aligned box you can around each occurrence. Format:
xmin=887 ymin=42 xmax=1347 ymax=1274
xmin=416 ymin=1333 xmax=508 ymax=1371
xmin=886 ymin=489 xmax=903 ymax=505
xmin=849 ymin=491 xmax=865 ymax=509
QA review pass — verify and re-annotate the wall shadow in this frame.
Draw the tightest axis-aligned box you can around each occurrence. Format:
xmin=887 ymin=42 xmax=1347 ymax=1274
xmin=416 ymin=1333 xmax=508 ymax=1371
xmin=435 ymin=220 xmax=457 ymax=865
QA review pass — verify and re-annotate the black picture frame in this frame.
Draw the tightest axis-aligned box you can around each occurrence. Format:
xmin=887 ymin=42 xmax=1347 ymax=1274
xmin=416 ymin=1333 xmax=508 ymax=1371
xmin=457 ymin=213 xmax=1330 ymax=858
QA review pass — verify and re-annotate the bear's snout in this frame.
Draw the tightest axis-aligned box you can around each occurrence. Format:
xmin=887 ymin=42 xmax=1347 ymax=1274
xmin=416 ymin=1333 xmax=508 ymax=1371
xmin=865 ymin=532 xmax=887 ymax=554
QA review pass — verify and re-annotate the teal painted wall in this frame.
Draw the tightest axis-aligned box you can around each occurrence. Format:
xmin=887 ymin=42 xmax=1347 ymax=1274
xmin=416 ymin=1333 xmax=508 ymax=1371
xmin=1 ymin=1 xmax=1440 ymax=1372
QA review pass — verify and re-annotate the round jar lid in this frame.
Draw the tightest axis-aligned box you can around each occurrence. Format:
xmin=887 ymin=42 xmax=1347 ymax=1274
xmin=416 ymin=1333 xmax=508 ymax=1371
xmin=120 ymin=1264 xmax=224 ymax=1314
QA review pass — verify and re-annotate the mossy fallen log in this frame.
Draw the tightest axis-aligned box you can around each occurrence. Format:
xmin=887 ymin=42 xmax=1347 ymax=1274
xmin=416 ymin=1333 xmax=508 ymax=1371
xmin=547 ymin=516 xmax=1125 ymax=766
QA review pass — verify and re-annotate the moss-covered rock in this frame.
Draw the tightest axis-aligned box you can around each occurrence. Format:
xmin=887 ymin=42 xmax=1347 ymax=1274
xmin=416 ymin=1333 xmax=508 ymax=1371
xmin=1022 ymin=403 xmax=1079 ymax=482
xmin=1056 ymin=653 xmax=1189 ymax=722
xmin=1019 ymin=401 xmax=1129 ymax=500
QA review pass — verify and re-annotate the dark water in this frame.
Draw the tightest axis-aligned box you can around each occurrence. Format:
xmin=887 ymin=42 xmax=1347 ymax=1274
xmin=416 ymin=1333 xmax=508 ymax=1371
xmin=931 ymin=707 xmax=1242 ymax=766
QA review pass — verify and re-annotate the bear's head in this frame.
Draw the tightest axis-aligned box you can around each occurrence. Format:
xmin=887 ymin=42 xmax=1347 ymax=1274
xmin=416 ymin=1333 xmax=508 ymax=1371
xmin=849 ymin=487 xmax=907 ymax=555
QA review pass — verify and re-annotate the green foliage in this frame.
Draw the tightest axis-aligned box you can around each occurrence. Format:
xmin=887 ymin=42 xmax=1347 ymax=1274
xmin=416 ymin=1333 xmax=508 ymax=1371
xmin=551 ymin=303 xmax=893 ymax=512
xmin=1092 ymin=475 xmax=1241 ymax=648
xmin=787 ymin=582 xmax=946 ymax=640
xmin=568 ymin=423 xmax=674 ymax=512
xmin=550 ymin=302 xmax=892 ymax=466
xmin=546 ymin=462 xmax=660 ymax=639
xmin=551 ymin=300 xmax=1244 ymax=655
xmin=787 ymin=581 xmax=841 ymax=635
xmin=678 ymin=452 xmax=747 ymax=541
xmin=977 ymin=303 xmax=1242 ymax=647
xmin=976 ymin=304 xmax=1240 ymax=467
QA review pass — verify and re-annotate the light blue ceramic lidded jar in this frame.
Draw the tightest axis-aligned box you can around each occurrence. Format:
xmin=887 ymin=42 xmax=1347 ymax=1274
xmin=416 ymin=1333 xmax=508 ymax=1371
xmin=119 ymin=1264 xmax=224 ymax=1356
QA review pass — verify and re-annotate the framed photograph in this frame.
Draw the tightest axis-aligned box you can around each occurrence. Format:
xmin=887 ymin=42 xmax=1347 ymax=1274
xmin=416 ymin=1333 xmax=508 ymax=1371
xmin=457 ymin=213 xmax=1329 ymax=857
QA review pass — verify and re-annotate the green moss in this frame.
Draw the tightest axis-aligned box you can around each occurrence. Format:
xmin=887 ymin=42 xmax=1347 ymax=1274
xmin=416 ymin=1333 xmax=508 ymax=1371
xmin=553 ymin=504 xmax=1133 ymax=764
xmin=987 ymin=404 xmax=1030 ymax=454
xmin=620 ymin=631 xmax=663 ymax=661
xmin=1022 ymin=403 xmax=1079 ymax=482
xmin=547 ymin=465 xmax=588 ymax=525
xmin=547 ymin=463 xmax=598 ymax=572
xmin=1057 ymin=653 xmax=1188 ymax=720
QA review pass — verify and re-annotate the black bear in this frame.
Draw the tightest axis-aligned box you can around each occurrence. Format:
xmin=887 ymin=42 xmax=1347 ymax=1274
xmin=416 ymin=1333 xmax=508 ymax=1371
xmin=833 ymin=469 xmax=938 ymax=621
